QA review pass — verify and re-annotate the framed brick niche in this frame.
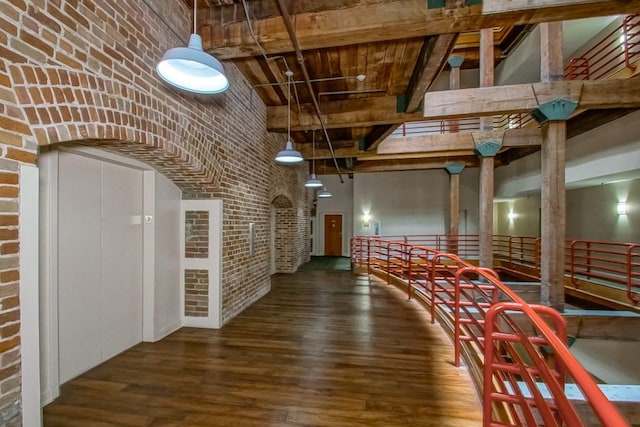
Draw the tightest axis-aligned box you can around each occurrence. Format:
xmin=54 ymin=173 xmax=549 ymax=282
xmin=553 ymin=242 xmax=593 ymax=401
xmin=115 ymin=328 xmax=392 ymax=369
xmin=180 ymin=200 xmax=223 ymax=328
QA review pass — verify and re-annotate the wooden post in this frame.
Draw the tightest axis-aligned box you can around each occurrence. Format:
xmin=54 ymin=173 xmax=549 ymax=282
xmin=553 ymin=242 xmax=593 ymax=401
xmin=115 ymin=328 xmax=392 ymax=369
xmin=447 ymin=56 xmax=464 ymax=133
xmin=446 ymin=163 xmax=465 ymax=254
xmin=539 ymin=22 xmax=566 ymax=311
xmin=478 ymin=28 xmax=495 ymax=269
xmin=450 ymin=173 xmax=460 ymax=236
xmin=479 ymin=157 xmax=494 ymax=267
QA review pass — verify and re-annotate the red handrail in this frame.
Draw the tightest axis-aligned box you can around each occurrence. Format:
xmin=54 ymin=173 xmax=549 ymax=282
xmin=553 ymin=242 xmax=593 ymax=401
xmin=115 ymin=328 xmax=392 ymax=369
xmin=352 ymin=234 xmax=639 ymax=304
xmin=351 ymin=236 xmax=631 ymax=426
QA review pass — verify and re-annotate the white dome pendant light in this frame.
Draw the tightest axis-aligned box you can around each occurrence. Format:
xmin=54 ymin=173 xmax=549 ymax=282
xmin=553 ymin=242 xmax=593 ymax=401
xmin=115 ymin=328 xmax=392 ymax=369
xmin=275 ymin=70 xmax=304 ymax=164
xmin=304 ymin=131 xmax=323 ymax=187
xmin=317 ymin=186 xmax=332 ymax=198
xmin=156 ymin=1 xmax=229 ymax=94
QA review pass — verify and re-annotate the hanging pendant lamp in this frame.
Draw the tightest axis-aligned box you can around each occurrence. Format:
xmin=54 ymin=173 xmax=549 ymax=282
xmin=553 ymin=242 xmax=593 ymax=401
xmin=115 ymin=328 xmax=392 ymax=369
xmin=317 ymin=186 xmax=332 ymax=198
xmin=156 ymin=2 xmax=229 ymax=94
xmin=305 ymin=131 xmax=323 ymax=187
xmin=275 ymin=70 xmax=303 ymax=164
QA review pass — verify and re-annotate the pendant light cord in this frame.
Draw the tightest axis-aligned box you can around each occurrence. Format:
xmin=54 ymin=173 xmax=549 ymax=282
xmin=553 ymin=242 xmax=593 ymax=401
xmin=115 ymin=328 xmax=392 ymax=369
xmin=287 ymin=72 xmax=291 ymax=142
xmin=193 ymin=1 xmax=197 ymax=34
xmin=312 ymin=131 xmax=316 ymax=175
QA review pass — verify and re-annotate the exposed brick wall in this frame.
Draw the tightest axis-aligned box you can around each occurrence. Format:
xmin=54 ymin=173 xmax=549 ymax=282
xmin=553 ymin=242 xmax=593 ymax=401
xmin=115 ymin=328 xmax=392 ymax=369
xmin=184 ymin=210 xmax=209 ymax=258
xmin=184 ymin=269 xmax=209 ymax=317
xmin=0 ymin=0 xmax=310 ymax=418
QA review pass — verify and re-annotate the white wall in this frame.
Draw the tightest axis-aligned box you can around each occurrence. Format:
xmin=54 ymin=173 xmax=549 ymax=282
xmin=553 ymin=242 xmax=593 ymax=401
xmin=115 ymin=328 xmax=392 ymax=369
xmin=353 ymin=169 xmax=480 ymax=238
xmin=314 ymin=174 xmax=354 ymax=256
xmin=20 ymin=165 xmax=41 ymax=427
xmin=152 ymin=172 xmax=182 ymax=339
xmin=495 ymin=110 xmax=640 ymax=199
xmin=57 ymin=152 xmax=144 ymax=383
xmin=38 ymin=147 xmax=183 ymax=404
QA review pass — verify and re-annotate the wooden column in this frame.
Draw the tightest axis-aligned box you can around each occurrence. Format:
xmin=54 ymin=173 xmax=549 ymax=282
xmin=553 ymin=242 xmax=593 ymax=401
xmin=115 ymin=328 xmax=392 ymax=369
xmin=447 ymin=56 xmax=464 ymax=133
xmin=478 ymin=28 xmax=495 ymax=269
xmin=539 ymin=22 xmax=566 ymax=311
xmin=450 ymin=173 xmax=460 ymax=235
xmin=446 ymin=163 xmax=465 ymax=254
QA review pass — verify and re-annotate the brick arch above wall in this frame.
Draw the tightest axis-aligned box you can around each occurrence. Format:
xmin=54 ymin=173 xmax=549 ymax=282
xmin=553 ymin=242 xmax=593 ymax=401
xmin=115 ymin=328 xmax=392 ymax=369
xmin=8 ymin=64 xmax=222 ymax=194
xmin=271 ymin=194 xmax=293 ymax=208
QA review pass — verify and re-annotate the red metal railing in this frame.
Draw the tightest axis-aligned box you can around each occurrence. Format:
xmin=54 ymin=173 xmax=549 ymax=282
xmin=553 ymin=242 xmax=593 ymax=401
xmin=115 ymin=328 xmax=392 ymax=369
xmin=351 ymin=234 xmax=640 ymax=304
xmin=568 ymin=240 xmax=640 ymax=303
xmin=566 ymin=15 xmax=640 ymax=81
xmin=350 ymin=236 xmax=630 ymax=426
xmin=493 ymin=235 xmax=540 ymax=267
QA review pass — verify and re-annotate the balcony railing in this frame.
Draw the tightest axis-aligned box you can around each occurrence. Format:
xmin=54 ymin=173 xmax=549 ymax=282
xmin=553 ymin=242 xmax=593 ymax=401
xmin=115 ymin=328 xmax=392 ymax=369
xmin=350 ymin=236 xmax=631 ymax=426
xmin=352 ymin=234 xmax=639 ymax=305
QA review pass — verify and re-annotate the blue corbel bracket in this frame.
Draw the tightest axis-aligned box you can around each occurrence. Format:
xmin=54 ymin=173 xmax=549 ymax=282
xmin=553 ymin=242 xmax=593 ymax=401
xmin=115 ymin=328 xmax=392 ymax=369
xmin=447 ymin=55 xmax=465 ymax=69
xmin=531 ymin=98 xmax=579 ymax=124
xmin=474 ymin=140 xmax=502 ymax=157
xmin=445 ymin=162 xmax=466 ymax=175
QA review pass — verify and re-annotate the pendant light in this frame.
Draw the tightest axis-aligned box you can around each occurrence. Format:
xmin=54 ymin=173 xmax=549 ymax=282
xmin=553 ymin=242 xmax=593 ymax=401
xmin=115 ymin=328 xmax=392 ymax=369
xmin=304 ymin=131 xmax=323 ymax=187
xmin=275 ymin=70 xmax=303 ymax=164
xmin=156 ymin=1 xmax=229 ymax=94
xmin=317 ymin=186 xmax=332 ymax=198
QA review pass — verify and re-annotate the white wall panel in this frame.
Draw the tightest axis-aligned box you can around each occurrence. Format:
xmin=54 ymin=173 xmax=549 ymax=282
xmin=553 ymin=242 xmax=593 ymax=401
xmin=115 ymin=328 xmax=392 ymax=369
xmin=100 ymin=162 xmax=143 ymax=360
xmin=153 ymin=172 xmax=181 ymax=339
xmin=57 ymin=152 xmax=144 ymax=383
xmin=58 ymin=152 xmax=103 ymax=383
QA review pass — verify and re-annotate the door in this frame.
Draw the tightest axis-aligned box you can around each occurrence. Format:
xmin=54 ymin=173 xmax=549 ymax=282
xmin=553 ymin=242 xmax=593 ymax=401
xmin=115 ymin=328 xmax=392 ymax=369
xmin=58 ymin=152 xmax=143 ymax=383
xmin=324 ymin=214 xmax=343 ymax=256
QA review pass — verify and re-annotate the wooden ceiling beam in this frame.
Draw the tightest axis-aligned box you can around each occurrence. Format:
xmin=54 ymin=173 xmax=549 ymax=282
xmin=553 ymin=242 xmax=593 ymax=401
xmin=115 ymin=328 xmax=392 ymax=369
xmin=363 ymin=124 xmax=401 ymax=152
xmin=321 ymin=158 xmax=479 ymax=174
xmin=267 ymin=96 xmax=425 ymax=131
xmin=423 ymin=78 xmax=640 ymax=120
xmin=298 ymin=145 xmax=362 ymax=159
xmin=377 ymin=128 xmax=542 ymax=154
xmin=404 ymin=34 xmax=458 ymax=114
xmin=268 ymin=78 xmax=640 ymax=130
xmin=201 ymin=0 xmax=640 ymax=59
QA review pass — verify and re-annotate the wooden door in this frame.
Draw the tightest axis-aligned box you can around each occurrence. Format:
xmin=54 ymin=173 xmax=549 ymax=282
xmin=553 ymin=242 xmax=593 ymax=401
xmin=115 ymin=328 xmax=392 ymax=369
xmin=324 ymin=214 xmax=343 ymax=256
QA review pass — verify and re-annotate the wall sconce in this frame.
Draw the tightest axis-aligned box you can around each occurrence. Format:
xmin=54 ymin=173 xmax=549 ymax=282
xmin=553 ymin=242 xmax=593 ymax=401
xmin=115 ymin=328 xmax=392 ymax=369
xmin=363 ymin=213 xmax=371 ymax=227
xmin=508 ymin=211 xmax=516 ymax=221
xmin=617 ymin=201 xmax=628 ymax=215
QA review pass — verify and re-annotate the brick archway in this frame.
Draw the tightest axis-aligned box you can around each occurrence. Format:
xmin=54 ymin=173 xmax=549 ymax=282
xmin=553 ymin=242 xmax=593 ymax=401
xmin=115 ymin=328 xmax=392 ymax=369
xmin=9 ymin=64 xmax=222 ymax=194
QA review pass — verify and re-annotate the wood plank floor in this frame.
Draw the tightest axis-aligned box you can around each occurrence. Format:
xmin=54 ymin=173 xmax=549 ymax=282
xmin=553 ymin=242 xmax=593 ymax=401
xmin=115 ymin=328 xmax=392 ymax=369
xmin=43 ymin=270 xmax=483 ymax=426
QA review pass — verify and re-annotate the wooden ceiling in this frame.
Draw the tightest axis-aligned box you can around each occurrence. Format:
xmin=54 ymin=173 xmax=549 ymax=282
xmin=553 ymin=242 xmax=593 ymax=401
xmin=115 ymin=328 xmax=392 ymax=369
xmin=184 ymin=0 xmax=640 ymax=175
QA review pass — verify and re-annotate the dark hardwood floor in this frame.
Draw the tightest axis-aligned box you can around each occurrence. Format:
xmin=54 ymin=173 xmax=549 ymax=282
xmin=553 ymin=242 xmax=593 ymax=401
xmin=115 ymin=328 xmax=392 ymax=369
xmin=43 ymin=270 xmax=482 ymax=426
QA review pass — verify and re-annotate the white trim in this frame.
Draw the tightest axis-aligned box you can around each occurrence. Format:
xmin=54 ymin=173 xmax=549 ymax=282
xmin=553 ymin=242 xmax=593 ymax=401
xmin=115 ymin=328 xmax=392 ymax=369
xmin=181 ymin=199 xmax=223 ymax=329
xmin=142 ymin=171 xmax=156 ymax=342
xmin=20 ymin=165 xmax=42 ymax=426
xmin=38 ymin=149 xmax=59 ymax=405
xmin=58 ymin=146 xmax=152 ymax=171
xmin=155 ymin=321 xmax=182 ymax=341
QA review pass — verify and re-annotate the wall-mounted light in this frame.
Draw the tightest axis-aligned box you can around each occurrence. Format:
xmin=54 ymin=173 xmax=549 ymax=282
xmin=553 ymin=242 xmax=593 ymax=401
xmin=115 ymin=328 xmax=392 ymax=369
xmin=617 ymin=201 xmax=628 ymax=215
xmin=508 ymin=211 xmax=516 ymax=221
xmin=363 ymin=213 xmax=371 ymax=228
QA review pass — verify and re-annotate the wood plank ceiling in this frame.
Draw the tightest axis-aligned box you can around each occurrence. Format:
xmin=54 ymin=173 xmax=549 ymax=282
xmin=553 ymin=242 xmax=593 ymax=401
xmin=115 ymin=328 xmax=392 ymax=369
xmin=183 ymin=0 xmax=638 ymax=175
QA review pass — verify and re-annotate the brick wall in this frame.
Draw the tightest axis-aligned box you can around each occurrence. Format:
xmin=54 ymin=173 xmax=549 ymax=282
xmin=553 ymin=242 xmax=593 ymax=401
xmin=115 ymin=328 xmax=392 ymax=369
xmin=184 ymin=210 xmax=209 ymax=258
xmin=0 ymin=0 xmax=309 ymax=419
xmin=184 ymin=269 xmax=209 ymax=317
